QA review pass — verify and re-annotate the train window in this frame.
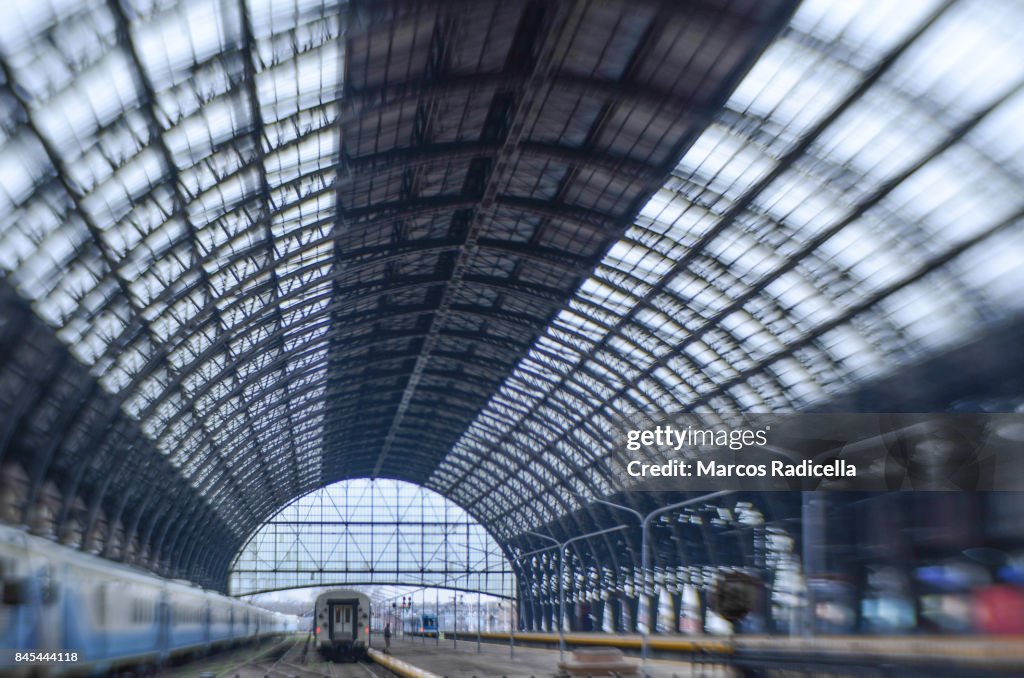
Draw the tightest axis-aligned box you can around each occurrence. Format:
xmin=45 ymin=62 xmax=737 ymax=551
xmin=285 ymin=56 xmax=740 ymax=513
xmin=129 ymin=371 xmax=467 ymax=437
xmin=345 ymin=607 xmax=351 ymax=623
xmin=2 ymin=580 xmax=25 ymax=606
xmin=334 ymin=606 xmax=341 ymax=623
xmin=178 ymin=606 xmax=194 ymax=625
xmin=132 ymin=599 xmax=151 ymax=624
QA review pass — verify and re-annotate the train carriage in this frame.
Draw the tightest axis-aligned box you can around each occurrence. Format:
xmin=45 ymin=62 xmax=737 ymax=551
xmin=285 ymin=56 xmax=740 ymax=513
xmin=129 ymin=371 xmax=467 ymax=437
xmin=0 ymin=524 xmax=292 ymax=675
xmin=313 ymin=589 xmax=370 ymax=661
xmin=403 ymin=612 xmax=437 ymax=637
xmin=166 ymin=582 xmax=209 ymax=653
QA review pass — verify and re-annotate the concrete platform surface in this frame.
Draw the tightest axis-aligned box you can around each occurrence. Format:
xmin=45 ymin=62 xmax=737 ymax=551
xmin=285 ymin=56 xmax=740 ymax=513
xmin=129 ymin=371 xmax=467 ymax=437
xmin=383 ymin=635 xmax=732 ymax=678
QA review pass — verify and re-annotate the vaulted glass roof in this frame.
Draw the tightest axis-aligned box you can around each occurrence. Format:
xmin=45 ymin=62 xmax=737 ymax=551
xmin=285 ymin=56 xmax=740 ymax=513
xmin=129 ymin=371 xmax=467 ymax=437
xmin=431 ymin=0 xmax=1024 ymax=538
xmin=0 ymin=0 xmax=1021 ymax=587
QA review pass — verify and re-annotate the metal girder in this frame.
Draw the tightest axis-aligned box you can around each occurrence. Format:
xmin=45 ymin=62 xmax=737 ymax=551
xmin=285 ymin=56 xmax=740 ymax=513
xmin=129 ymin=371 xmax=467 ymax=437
xmin=332 ymin=271 xmax=573 ymax=304
xmin=0 ymin=18 xmax=289 ymax=552
xmin=82 ymin=227 xmax=589 ymax=399
xmin=360 ymin=2 xmax=584 ymax=477
xmin=343 ymin=138 xmax=661 ymax=182
xmin=340 ymin=69 xmax=717 ymax=125
xmin=133 ymin=325 xmax=527 ymax=457
xmin=0 ymin=37 xmax=206 ymax=466
xmin=330 ymin=301 xmax=551 ymax=330
xmin=111 ymin=264 xmax=575 ymax=431
xmin=439 ymin=3 xmax=961 ymax=542
xmin=508 ymin=59 xmax=1024 ymax=479
xmin=0 ymin=348 xmax=72 ymax=469
xmin=335 ymin=234 xmax=592 ymax=271
xmin=338 ymin=191 xmax=614 ymax=234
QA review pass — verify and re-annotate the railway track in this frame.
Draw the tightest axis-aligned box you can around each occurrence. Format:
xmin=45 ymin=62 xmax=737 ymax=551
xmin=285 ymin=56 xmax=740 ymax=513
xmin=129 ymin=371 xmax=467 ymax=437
xmin=208 ymin=637 xmax=397 ymax=678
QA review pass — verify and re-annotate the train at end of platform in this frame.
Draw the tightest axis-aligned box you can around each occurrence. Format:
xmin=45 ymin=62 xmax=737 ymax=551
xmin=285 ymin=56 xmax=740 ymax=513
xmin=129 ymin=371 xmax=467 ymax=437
xmin=312 ymin=588 xmax=371 ymax=661
xmin=402 ymin=612 xmax=438 ymax=637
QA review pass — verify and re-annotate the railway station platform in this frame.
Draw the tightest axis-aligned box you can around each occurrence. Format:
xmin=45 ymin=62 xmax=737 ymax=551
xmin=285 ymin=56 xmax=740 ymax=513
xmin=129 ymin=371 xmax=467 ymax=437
xmin=383 ymin=635 xmax=720 ymax=678
xmin=382 ymin=632 xmax=1024 ymax=678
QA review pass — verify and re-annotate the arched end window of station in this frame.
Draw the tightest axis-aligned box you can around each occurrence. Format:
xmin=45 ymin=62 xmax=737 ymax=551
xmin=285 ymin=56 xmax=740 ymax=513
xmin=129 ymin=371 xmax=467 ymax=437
xmin=228 ymin=478 xmax=514 ymax=599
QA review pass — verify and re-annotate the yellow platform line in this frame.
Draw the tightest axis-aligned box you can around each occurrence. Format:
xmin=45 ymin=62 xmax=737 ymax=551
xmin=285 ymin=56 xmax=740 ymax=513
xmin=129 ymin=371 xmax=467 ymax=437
xmin=367 ymin=648 xmax=443 ymax=678
xmin=441 ymin=631 xmax=1024 ymax=662
xmin=463 ymin=631 xmax=732 ymax=654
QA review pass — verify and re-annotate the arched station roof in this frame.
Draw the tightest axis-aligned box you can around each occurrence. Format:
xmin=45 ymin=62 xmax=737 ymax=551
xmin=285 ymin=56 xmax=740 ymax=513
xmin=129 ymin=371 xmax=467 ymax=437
xmin=0 ymin=0 xmax=1022 ymax=589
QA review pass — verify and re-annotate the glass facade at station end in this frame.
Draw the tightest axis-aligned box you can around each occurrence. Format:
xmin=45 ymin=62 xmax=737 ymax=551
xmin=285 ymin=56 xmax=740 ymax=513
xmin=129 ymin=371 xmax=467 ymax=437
xmin=229 ymin=478 xmax=513 ymax=598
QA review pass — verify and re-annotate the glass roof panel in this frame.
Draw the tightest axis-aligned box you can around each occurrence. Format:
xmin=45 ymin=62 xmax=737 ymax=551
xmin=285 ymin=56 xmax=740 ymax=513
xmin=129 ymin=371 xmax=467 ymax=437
xmin=229 ymin=478 xmax=513 ymax=597
xmin=432 ymin=0 xmax=1024 ymax=537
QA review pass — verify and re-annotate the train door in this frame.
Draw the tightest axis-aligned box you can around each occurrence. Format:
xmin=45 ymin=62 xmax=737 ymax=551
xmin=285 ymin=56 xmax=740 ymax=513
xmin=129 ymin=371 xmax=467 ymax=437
xmin=328 ymin=599 xmax=357 ymax=642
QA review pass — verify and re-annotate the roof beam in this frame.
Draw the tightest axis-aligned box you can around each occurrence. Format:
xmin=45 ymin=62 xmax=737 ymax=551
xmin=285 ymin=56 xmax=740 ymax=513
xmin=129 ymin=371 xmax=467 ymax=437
xmin=342 ymin=139 xmax=661 ymax=182
xmin=371 ymin=1 xmax=589 ymax=478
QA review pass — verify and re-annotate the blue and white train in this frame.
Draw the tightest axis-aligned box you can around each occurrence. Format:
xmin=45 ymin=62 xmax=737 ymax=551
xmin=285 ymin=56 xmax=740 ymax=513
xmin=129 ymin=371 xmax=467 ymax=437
xmin=0 ymin=523 xmax=295 ymax=675
xmin=402 ymin=612 xmax=437 ymax=637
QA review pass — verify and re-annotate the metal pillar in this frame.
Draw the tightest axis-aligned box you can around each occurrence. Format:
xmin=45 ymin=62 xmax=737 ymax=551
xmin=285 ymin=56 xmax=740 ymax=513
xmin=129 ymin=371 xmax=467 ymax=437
xmin=509 ymin=597 xmax=515 ymax=659
xmin=802 ymin=491 xmax=827 ymax=637
xmin=596 ymin=490 xmax=735 ymax=675
xmin=525 ymin=525 xmax=628 ymax=664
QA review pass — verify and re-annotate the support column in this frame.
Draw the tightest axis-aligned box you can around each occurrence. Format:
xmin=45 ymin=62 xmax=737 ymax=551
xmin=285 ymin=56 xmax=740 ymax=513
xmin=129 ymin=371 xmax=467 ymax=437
xmin=593 ymin=599 xmax=604 ymax=632
xmin=625 ymin=595 xmax=639 ymax=633
xmin=698 ymin=586 xmax=709 ymax=634
xmin=802 ymin=491 xmax=828 ymax=636
xmin=647 ymin=588 xmax=658 ymax=633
